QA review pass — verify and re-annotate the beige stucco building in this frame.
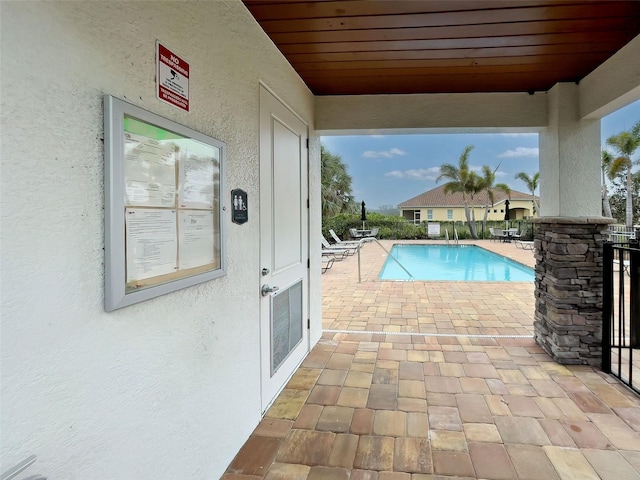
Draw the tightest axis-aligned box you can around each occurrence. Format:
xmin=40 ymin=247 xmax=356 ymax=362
xmin=399 ymin=185 xmax=538 ymax=224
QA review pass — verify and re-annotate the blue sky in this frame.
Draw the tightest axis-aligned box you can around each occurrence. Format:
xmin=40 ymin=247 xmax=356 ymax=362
xmin=321 ymin=100 xmax=640 ymax=210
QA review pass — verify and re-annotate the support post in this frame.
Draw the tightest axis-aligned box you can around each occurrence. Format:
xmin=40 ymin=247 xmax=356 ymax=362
xmin=532 ymin=217 xmax=613 ymax=365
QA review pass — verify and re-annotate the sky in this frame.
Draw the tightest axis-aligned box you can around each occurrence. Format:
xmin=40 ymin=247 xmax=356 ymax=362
xmin=321 ymin=100 xmax=640 ymax=211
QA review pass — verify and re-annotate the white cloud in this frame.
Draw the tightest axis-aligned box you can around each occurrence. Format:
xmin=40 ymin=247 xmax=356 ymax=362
xmin=385 ymin=167 xmax=440 ymax=180
xmin=362 ymin=147 xmax=407 ymax=159
xmin=498 ymin=147 xmax=539 ymax=158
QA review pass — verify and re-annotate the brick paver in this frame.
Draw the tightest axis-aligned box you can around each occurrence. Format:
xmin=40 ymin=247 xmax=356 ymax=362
xmin=223 ymin=240 xmax=640 ymax=479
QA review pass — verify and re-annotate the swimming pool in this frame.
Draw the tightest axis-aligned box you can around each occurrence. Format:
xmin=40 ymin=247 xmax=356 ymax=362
xmin=379 ymin=244 xmax=535 ymax=282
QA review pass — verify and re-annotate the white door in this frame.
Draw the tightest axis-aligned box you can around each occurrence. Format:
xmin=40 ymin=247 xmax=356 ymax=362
xmin=259 ymin=85 xmax=309 ymax=413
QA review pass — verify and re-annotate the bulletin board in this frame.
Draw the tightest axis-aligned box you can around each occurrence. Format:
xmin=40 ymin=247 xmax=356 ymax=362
xmin=104 ymin=95 xmax=226 ymax=311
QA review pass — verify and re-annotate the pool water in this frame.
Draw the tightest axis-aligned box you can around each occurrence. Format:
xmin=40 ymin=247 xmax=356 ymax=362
xmin=379 ymin=244 xmax=535 ymax=282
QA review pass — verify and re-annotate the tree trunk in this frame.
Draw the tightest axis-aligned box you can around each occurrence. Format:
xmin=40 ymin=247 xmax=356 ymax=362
xmin=482 ymin=205 xmax=489 ymax=239
xmin=602 ymin=185 xmax=613 ymax=218
xmin=463 ymin=203 xmax=478 ymax=239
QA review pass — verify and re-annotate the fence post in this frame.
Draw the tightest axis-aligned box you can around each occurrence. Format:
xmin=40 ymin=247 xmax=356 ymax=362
xmin=631 ymin=240 xmax=640 ymax=348
xmin=602 ymin=241 xmax=613 ymax=373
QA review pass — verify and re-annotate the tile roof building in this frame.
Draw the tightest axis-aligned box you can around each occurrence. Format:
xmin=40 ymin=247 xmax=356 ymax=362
xmin=398 ymin=184 xmax=538 ymax=224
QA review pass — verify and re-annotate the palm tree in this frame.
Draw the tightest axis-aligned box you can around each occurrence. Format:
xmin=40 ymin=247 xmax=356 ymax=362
xmin=515 ymin=171 xmax=540 ymax=215
xmin=601 ymin=150 xmax=614 ymax=218
xmin=480 ymin=165 xmax=510 ymax=237
xmin=606 ymin=121 xmax=640 ymax=227
xmin=321 ymin=145 xmax=356 ymax=220
xmin=437 ymin=145 xmax=480 ymax=239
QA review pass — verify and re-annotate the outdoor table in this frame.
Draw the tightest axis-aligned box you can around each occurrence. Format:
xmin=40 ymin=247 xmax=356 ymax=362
xmin=504 ymin=228 xmax=519 ymax=242
xmin=356 ymin=229 xmax=372 ymax=236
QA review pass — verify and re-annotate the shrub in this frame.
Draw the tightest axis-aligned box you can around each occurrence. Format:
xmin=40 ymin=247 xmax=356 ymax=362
xmin=322 ymin=214 xmax=542 ymax=241
xmin=323 ymin=212 xmax=428 ymax=240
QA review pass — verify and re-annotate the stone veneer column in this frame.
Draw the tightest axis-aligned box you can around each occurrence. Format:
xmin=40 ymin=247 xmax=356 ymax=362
xmin=532 ymin=217 xmax=613 ymax=365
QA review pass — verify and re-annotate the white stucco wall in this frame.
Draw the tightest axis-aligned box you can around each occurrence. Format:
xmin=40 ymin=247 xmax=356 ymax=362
xmin=0 ymin=1 xmax=318 ymax=478
xmin=315 ymin=92 xmax=547 ymax=135
xmin=580 ymin=34 xmax=640 ymax=119
xmin=540 ymin=83 xmax=601 ymax=217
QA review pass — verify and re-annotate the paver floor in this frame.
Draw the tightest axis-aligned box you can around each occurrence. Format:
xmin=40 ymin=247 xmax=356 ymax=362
xmin=223 ymin=240 xmax=640 ymax=480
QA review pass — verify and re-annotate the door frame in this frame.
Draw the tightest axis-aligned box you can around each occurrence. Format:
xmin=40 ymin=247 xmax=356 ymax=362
xmin=258 ymin=83 xmax=310 ymax=414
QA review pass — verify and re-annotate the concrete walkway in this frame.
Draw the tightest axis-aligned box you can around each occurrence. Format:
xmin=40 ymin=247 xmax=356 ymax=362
xmin=223 ymin=240 xmax=640 ymax=480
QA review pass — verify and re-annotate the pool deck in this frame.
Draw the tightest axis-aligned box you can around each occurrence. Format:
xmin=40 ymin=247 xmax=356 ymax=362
xmin=323 ymin=239 xmax=536 ymax=337
xmin=223 ymin=239 xmax=640 ymax=480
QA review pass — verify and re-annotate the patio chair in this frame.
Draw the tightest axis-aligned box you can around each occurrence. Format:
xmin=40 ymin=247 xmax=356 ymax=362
xmin=614 ymin=258 xmax=631 ymax=276
xmin=364 ymin=227 xmax=379 ymax=238
xmin=349 ymin=228 xmax=364 ymax=239
xmin=322 ymin=236 xmax=359 ymax=255
xmin=329 ymin=229 xmax=363 ymax=246
xmin=493 ymin=228 xmax=506 ymax=242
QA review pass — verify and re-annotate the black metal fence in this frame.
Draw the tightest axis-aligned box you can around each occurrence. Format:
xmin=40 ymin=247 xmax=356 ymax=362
xmin=602 ymin=240 xmax=640 ymax=393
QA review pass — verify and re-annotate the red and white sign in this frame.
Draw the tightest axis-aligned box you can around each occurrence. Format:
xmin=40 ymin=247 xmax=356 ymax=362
xmin=157 ymin=42 xmax=190 ymax=112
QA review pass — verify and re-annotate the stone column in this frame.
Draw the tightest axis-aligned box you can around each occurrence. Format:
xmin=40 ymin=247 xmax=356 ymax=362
xmin=532 ymin=217 xmax=613 ymax=365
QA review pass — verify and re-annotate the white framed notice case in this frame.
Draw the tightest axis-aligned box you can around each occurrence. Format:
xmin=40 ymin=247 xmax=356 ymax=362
xmin=104 ymin=95 xmax=226 ymax=311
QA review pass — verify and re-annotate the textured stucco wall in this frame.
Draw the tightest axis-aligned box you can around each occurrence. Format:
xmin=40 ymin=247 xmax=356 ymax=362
xmin=540 ymin=83 xmax=601 ymax=218
xmin=0 ymin=1 xmax=317 ymax=478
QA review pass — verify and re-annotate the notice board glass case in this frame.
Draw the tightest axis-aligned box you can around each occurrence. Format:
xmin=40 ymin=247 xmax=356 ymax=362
xmin=104 ymin=95 xmax=226 ymax=311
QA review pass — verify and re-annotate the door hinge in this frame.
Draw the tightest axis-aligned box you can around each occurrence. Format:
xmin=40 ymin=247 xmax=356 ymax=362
xmin=307 ymin=318 xmax=310 ymax=329
xmin=306 ymin=138 xmax=309 ymax=149
xmin=307 ymin=198 xmax=310 ymax=209
xmin=307 ymin=258 xmax=310 ymax=268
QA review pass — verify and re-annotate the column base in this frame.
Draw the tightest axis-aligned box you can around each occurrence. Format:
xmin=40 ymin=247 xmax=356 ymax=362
xmin=531 ymin=216 xmax=613 ymax=365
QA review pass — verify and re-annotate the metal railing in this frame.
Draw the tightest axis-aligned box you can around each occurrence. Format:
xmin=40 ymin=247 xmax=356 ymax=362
xmin=602 ymin=240 xmax=640 ymax=394
xmin=357 ymin=238 xmax=413 ymax=282
xmin=1 ymin=455 xmax=46 ymax=480
xmin=607 ymin=225 xmax=638 ymax=243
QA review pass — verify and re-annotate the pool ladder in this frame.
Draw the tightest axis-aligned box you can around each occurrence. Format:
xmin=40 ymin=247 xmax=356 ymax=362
xmin=357 ymin=238 xmax=413 ymax=282
xmin=445 ymin=229 xmax=459 ymax=245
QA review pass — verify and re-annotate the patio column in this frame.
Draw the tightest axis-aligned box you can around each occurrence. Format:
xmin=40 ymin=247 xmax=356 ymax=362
xmin=534 ymin=83 xmax=613 ymax=365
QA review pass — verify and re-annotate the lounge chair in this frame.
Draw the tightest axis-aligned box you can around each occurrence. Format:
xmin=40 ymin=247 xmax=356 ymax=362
xmin=321 ymin=256 xmax=335 ymax=273
xmin=329 ymin=229 xmax=363 ymax=246
xmin=322 ymin=236 xmax=359 ymax=255
xmin=514 ymin=239 xmax=534 ymax=250
xmin=322 ymin=248 xmax=349 ymax=260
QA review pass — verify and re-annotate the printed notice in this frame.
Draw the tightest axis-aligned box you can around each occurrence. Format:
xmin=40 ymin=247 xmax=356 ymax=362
xmin=178 ymin=148 xmax=218 ymax=209
xmin=157 ymin=42 xmax=189 ymax=112
xmin=124 ymin=132 xmax=177 ymax=207
xmin=178 ymin=210 xmax=216 ymax=270
xmin=126 ymin=208 xmax=178 ymax=282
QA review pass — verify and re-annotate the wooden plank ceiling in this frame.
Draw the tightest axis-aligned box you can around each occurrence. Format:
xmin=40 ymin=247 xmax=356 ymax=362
xmin=241 ymin=0 xmax=640 ymax=95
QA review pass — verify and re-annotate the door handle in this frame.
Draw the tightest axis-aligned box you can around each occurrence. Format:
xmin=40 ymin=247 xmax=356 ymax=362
xmin=261 ymin=284 xmax=279 ymax=296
